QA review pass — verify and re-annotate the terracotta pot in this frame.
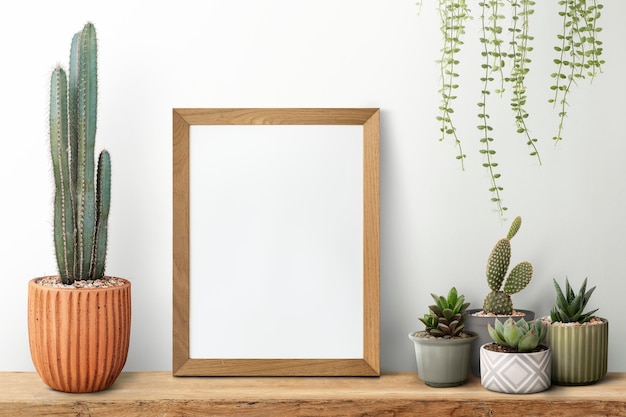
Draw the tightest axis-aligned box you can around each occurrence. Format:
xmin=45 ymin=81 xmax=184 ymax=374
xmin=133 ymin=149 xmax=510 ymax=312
xmin=28 ymin=276 xmax=131 ymax=393
xmin=408 ymin=331 xmax=477 ymax=387
xmin=465 ymin=309 xmax=535 ymax=376
xmin=545 ymin=318 xmax=608 ymax=385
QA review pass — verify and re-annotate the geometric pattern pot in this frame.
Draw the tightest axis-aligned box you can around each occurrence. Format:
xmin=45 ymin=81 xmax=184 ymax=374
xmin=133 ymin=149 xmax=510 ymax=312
xmin=28 ymin=277 xmax=131 ymax=393
xmin=545 ymin=318 xmax=608 ymax=386
xmin=480 ymin=343 xmax=551 ymax=394
xmin=465 ymin=309 xmax=535 ymax=377
xmin=409 ymin=331 xmax=477 ymax=387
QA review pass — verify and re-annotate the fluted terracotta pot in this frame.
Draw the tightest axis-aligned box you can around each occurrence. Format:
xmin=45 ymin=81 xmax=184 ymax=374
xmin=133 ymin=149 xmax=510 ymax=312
xmin=28 ymin=276 xmax=131 ymax=393
xmin=545 ymin=318 xmax=608 ymax=385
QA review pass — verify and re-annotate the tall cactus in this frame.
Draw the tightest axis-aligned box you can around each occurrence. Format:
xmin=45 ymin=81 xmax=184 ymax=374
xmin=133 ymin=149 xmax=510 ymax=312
xmin=50 ymin=23 xmax=111 ymax=285
xmin=483 ymin=216 xmax=533 ymax=315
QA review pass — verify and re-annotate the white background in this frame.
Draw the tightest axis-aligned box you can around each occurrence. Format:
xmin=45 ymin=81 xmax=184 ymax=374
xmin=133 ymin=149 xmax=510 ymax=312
xmin=0 ymin=1 xmax=624 ymax=372
xmin=188 ymin=125 xmax=363 ymax=359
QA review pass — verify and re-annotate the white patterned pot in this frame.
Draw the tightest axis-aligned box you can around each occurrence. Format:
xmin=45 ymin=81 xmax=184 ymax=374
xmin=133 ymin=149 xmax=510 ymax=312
xmin=480 ymin=343 xmax=551 ymax=394
xmin=465 ymin=309 xmax=535 ymax=377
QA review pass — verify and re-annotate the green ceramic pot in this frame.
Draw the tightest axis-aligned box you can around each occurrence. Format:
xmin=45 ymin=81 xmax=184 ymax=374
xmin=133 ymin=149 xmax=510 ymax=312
xmin=408 ymin=331 xmax=478 ymax=387
xmin=545 ymin=318 xmax=608 ymax=385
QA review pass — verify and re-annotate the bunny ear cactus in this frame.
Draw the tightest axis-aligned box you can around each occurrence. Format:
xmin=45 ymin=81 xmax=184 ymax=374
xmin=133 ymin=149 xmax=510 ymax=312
xmin=483 ymin=216 xmax=533 ymax=315
xmin=50 ymin=22 xmax=111 ymax=285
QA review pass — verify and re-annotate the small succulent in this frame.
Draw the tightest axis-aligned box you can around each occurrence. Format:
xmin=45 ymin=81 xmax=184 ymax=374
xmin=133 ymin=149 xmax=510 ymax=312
xmin=550 ymin=277 xmax=598 ymax=324
xmin=419 ymin=287 xmax=471 ymax=338
xmin=488 ymin=318 xmax=547 ymax=353
xmin=483 ymin=216 xmax=533 ymax=315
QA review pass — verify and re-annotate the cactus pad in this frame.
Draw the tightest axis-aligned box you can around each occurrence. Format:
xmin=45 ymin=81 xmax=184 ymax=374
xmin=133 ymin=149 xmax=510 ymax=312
xmin=503 ymin=261 xmax=533 ymax=295
xmin=486 ymin=238 xmax=511 ymax=291
xmin=506 ymin=216 xmax=522 ymax=240
xmin=483 ymin=291 xmax=514 ymax=315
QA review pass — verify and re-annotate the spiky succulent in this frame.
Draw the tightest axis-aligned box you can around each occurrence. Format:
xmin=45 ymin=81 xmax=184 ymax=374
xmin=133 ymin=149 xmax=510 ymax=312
xmin=419 ymin=287 xmax=471 ymax=338
xmin=488 ymin=318 xmax=546 ymax=353
xmin=483 ymin=216 xmax=533 ymax=315
xmin=550 ymin=277 xmax=598 ymax=324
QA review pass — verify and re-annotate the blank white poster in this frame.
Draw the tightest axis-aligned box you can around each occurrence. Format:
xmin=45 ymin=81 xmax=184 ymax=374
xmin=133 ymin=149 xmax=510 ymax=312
xmin=188 ymin=124 xmax=364 ymax=359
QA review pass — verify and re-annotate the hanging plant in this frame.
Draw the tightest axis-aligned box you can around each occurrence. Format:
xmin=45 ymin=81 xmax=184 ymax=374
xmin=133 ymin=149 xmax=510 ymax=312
xmin=435 ymin=0 xmax=471 ymax=167
xmin=550 ymin=0 xmax=605 ymax=142
xmin=477 ymin=0 xmax=508 ymax=214
xmin=418 ymin=1 xmax=605 ymax=215
xmin=507 ymin=1 xmax=540 ymax=160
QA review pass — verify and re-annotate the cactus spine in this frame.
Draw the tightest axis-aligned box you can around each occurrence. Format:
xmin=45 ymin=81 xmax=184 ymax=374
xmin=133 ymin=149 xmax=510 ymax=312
xmin=50 ymin=23 xmax=110 ymax=285
xmin=483 ymin=216 xmax=533 ymax=315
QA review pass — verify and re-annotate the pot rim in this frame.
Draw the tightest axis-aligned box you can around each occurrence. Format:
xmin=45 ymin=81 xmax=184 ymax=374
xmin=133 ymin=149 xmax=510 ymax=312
xmin=29 ymin=276 xmax=130 ymax=291
xmin=479 ymin=342 xmax=551 ymax=355
xmin=409 ymin=330 xmax=478 ymax=343
xmin=542 ymin=316 xmax=608 ymax=326
xmin=466 ymin=308 xmax=535 ymax=317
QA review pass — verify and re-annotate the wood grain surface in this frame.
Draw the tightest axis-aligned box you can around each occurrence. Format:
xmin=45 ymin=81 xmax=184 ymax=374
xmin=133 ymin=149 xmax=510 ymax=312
xmin=1 ymin=371 xmax=625 ymax=416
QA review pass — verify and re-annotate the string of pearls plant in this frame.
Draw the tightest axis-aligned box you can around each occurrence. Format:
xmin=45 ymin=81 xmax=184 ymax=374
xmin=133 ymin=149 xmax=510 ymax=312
xmin=417 ymin=0 xmax=605 ymax=215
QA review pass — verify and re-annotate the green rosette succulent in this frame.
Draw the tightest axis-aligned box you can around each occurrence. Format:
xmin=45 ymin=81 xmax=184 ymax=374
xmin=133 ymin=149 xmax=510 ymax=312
xmin=488 ymin=318 xmax=546 ymax=353
xmin=550 ymin=277 xmax=598 ymax=324
xmin=420 ymin=287 xmax=471 ymax=338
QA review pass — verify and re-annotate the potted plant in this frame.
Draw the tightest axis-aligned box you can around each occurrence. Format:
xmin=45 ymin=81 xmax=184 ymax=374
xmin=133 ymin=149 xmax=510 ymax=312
xmin=544 ymin=277 xmax=608 ymax=385
xmin=27 ymin=22 xmax=131 ymax=393
xmin=408 ymin=287 xmax=478 ymax=387
xmin=480 ymin=317 xmax=551 ymax=394
xmin=465 ymin=216 xmax=535 ymax=376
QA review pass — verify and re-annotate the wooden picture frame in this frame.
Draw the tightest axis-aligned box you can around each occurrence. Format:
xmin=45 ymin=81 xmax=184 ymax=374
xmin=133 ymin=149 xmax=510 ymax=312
xmin=173 ymin=108 xmax=380 ymax=376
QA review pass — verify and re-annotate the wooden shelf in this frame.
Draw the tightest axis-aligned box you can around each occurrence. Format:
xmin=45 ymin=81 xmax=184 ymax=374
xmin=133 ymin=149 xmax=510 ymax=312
xmin=1 ymin=371 xmax=625 ymax=416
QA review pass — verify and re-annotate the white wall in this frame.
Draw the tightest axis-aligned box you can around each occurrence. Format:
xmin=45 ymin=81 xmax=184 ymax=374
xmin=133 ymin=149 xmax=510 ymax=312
xmin=1 ymin=0 xmax=624 ymax=372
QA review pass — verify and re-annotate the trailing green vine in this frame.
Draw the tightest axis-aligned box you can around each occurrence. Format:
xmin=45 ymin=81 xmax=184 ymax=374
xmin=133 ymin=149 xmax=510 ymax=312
xmin=478 ymin=0 xmax=507 ymax=214
xmin=419 ymin=1 xmax=604 ymax=216
xmin=550 ymin=0 xmax=605 ymax=142
xmin=436 ymin=0 xmax=471 ymax=168
xmin=507 ymin=0 xmax=541 ymax=162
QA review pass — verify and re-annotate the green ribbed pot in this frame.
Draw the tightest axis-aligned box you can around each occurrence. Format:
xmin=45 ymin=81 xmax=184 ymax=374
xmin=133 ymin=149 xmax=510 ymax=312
xmin=545 ymin=318 xmax=608 ymax=386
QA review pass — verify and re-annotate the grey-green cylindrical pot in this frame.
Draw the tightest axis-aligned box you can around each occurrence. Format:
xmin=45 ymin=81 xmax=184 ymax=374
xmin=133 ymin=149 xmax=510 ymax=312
xmin=545 ymin=318 xmax=608 ymax=386
xmin=408 ymin=331 xmax=478 ymax=387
